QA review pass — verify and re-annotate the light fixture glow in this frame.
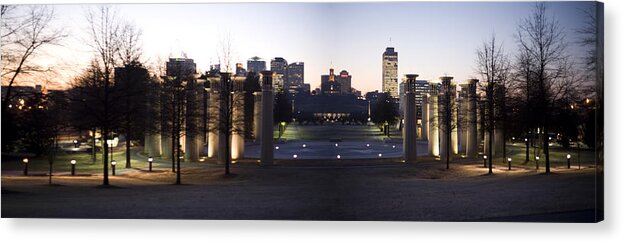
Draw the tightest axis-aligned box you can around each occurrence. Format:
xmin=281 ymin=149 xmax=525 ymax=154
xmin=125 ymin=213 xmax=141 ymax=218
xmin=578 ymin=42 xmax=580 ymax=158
xmin=337 ymin=155 xmax=341 ymax=159
xmin=70 ymin=159 xmax=76 ymax=165
xmin=293 ymin=154 xmax=298 ymax=159
xmin=22 ymin=158 xmax=28 ymax=163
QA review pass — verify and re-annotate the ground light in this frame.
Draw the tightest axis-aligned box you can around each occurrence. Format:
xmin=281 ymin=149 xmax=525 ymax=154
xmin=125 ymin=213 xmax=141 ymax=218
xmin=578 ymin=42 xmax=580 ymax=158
xmin=335 ymin=143 xmax=338 ymax=147
xmin=73 ymin=139 xmax=78 ymax=148
xmin=378 ymin=153 xmax=382 ymax=157
xmin=392 ymin=145 xmax=396 ymax=149
xmin=275 ymin=146 xmax=279 ymax=150
xmin=70 ymin=159 xmax=76 ymax=176
xmin=366 ymin=143 xmax=370 ymax=147
xmin=337 ymin=155 xmax=341 ymax=159
xmin=293 ymin=154 xmax=298 ymax=159
xmin=507 ymin=157 xmax=512 ymax=170
xmin=148 ymin=157 xmax=154 ymax=172
xmin=111 ymin=160 xmax=117 ymax=176
xmin=302 ymin=144 xmax=306 ymax=148
xmin=22 ymin=158 xmax=28 ymax=176
xmin=567 ymin=153 xmax=571 ymax=169
xmin=483 ymin=155 xmax=487 ymax=168
xmin=535 ymin=156 xmax=540 ymax=170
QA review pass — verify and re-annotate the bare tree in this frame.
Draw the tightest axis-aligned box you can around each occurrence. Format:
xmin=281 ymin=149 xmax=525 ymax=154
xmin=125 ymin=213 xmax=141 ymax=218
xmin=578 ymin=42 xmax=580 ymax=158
xmin=475 ymin=34 xmax=510 ymax=174
xmin=1 ymin=5 xmax=65 ymax=112
xmin=84 ymin=5 xmax=122 ymax=186
xmin=516 ymin=3 xmax=569 ymax=174
xmin=117 ymin=21 xmax=142 ymax=65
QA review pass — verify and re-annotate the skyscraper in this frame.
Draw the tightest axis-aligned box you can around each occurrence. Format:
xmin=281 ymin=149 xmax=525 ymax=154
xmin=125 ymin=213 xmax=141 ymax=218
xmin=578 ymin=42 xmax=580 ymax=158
xmin=286 ymin=62 xmax=304 ymax=94
xmin=247 ymin=56 xmax=266 ymax=74
xmin=382 ymin=47 xmax=398 ymax=98
xmin=336 ymin=70 xmax=352 ymax=94
xmin=270 ymin=57 xmax=288 ymax=76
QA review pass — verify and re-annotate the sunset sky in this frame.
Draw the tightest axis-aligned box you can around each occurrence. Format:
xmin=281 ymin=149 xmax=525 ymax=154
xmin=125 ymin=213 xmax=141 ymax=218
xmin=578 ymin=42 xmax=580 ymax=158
xmin=12 ymin=1 xmax=595 ymax=93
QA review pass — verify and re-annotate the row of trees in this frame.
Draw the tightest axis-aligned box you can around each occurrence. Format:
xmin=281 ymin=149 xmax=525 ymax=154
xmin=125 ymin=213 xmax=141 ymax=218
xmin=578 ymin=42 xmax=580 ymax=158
xmin=474 ymin=3 xmax=597 ymax=174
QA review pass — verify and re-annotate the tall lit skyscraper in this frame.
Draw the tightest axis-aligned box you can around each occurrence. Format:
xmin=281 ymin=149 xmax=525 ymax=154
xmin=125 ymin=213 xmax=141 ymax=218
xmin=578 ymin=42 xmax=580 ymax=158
xmin=247 ymin=56 xmax=266 ymax=74
xmin=270 ymin=57 xmax=288 ymax=76
xmin=382 ymin=47 xmax=398 ymax=98
xmin=286 ymin=62 xmax=304 ymax=95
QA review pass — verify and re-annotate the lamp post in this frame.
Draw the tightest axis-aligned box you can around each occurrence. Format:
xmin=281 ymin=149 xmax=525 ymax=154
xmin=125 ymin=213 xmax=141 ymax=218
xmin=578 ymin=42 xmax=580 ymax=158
xmin=566 ymin=153 xmax=571 ymax=169
xmin=148 ymin=157 xmax=153 ymax=172
xmin=525 ymin=138 xmax=529 ymax=162
xmin=73 ymin=139 xmax=78 ymax=148
xmin=107 ymin=139 xmax=114 ymax=162
xmin=70 ymin=159 xmax=76 ymax=176
xmin=483 ymin=155 xmax=487 ymax=168
xmin=535 ymin=156 xmax=540 ymax=170
xmin=507 ymin=157 xmax=512 ymax=170
xmin=111 ymin=160 xmax=116 ymax=176
xmin=22 ymin=158 xmax=29 ymax=176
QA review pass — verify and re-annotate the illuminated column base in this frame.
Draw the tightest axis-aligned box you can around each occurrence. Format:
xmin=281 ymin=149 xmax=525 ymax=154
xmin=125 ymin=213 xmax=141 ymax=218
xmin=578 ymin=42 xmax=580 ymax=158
xmin=144 ymin=133 xmax=161 ymax=157
xmin=494 ymin=128 xmax=504 ymax=158
xmin=422 ymin=95 xmax=429 ymax=141
xmin=451 ymin=106 xmax=459 ymax=155
xmin=427 ymin=95 xmax=439 ymax=157
xmin=207 ymin=131 xmax=219 ymax=158
xmin=253 ymin=92 xmax=262 ymax=142
xmin=161 ymin=136 xmax=172 ymax=160
xmin=231 ymin=134 xmax=244 ymax=160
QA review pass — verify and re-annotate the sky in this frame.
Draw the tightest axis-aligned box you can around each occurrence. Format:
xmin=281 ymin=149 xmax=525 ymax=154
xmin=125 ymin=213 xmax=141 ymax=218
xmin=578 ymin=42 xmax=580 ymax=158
xmin=18 ymin=1 xmax=596 ymax=93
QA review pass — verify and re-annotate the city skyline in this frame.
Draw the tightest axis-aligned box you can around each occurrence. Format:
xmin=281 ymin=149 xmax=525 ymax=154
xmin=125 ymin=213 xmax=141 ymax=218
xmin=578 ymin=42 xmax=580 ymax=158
xmin=8 ymin=2 xmax=593 ymax=94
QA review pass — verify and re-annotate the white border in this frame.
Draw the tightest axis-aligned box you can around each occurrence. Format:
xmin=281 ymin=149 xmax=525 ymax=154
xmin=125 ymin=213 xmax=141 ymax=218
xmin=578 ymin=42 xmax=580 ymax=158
xmin=1 ymin=0 xmax=620 ymax=241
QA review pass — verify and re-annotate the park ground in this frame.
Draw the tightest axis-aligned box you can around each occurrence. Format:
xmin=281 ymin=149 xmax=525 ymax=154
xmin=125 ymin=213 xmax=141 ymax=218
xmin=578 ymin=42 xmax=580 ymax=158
xmin=1 ymin=124 xmax=601 ymax=221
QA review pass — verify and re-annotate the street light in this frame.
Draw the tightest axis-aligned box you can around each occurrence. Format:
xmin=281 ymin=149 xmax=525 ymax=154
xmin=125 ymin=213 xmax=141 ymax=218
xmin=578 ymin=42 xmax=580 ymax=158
xmin=483 ymin=155 xmax=487 ymax=168
xmin=507 ymin=157 xmax=512 ymax=170
xmin=567 ymin=153 xmax=571 ymax=169
xmin=148 ymin=157 xmax=154 ymax=172
xmin=22 ymin=158 xmax=29 ymax=176
xmin=70 ymin=159 xmax=76 ymax=176
xmin=111 ymin=160 xmax=117 ymax=176
xmin=107 ymin=139 xmax=115 ymax=161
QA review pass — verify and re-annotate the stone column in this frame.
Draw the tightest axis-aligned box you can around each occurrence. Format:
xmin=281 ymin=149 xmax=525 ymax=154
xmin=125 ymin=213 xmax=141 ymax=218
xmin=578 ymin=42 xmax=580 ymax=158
xmin=466 ymin=79 xmax=479 ymax=158
xmin=493 ymin=85 xmax=505 ymax=158
xmin=185 ymin=81 xmax=200 ymax=162
xmin=144 ymin=89 xmax=162 ymax=157
xmin=253 ymin=92 xmax=262 ymax=142
xmin=231 ymin=75 xmax=246 ymax=160
xmin=207 ymin=75 xmax=220 ymax=159
xmin=260 ymin=71 xmax=274 ymax=165
xmin=451 ymin=98 xmax=459 ymax=155
xmin=439 ymin=76 xmax=455 ymax=161
xmin=428 ymin=83 xmax=440 ymax=157
xmin=403 ymin=74 xmax=418 ymax=163
xmin=422 ymin=94 xmax=429 ymax=141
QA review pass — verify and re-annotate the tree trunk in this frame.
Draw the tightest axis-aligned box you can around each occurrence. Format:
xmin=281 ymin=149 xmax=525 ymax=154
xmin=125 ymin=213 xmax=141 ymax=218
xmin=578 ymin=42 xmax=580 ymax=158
xmin=92 ymin=127 xmax=97 ymax=164
xmin=125 ymin=124 xmax=131 ymax=168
